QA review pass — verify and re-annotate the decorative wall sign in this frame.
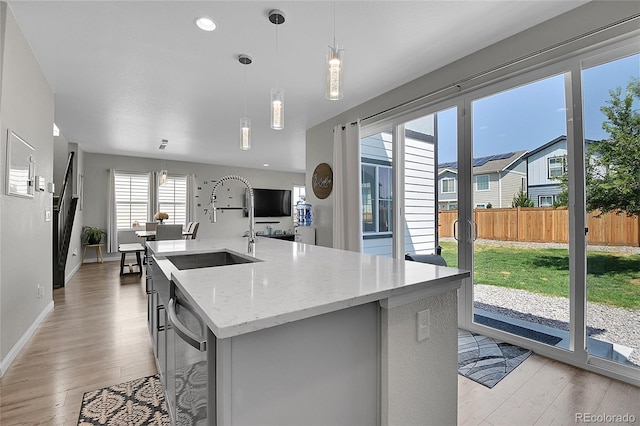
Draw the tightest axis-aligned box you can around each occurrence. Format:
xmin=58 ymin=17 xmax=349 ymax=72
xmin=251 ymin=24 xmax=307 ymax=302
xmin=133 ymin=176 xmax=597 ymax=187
xmin=6 ymin=130 xmax=35 ymax=198
xmin=312 ymin=163 xmax=333 ymax=199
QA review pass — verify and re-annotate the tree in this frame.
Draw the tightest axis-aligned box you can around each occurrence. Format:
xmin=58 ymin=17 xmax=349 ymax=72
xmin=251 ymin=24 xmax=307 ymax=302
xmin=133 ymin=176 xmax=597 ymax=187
xmin=554 ymin=78 xmax=639 ymax=216
xmin=586 ymin=78 xmax=640 ymax=216
xmin=512 ymin=188 xmax=534 ymax=207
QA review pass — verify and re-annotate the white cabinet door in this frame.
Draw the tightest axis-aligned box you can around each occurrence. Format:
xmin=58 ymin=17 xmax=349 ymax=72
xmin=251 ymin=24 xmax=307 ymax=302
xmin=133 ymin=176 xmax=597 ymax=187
xmin=294 ymin=226 xmax=315 ymax=244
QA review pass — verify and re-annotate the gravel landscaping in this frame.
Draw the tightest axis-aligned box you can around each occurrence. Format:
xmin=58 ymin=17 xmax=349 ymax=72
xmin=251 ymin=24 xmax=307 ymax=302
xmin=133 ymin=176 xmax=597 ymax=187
xmin=474 ymin=283 xmax=640 ymax=367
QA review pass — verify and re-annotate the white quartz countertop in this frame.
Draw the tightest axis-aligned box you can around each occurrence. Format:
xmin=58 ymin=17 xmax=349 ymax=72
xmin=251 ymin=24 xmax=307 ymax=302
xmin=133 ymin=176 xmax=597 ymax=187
xmin=148 ymin=237 xmax=469 ymax=339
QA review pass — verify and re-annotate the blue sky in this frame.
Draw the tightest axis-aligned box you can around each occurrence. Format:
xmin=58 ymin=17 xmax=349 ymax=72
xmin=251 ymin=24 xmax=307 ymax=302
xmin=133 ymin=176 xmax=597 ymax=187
xmin=436 ymin=53 xmax=639 ymax=164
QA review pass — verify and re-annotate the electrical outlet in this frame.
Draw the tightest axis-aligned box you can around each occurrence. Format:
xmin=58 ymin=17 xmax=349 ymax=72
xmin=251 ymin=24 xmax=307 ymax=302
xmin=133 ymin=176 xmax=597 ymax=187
xmin=36 ymin=285 xmax=44 ymax=299
xmin=417 ymin=309 xmax=430 ymax=342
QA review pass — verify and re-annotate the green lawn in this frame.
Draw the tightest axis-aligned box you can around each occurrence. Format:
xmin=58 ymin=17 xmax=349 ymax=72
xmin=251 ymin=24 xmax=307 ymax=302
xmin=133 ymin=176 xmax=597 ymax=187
xmin=439 ymin=241 xmax=640 ymax=310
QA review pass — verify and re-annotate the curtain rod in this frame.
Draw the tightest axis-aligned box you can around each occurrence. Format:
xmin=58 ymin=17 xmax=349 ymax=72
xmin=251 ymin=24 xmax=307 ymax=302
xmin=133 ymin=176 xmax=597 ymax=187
xmin=353 ymin=13 xmax=639 ymax=126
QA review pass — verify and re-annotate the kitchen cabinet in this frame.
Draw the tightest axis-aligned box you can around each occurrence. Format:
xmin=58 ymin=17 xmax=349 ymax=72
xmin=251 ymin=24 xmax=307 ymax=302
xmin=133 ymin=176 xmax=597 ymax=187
xmin=146 ymin=254 xmax=170 ymax=388
xmin=294 ymin=226 xmax=315 ymax=244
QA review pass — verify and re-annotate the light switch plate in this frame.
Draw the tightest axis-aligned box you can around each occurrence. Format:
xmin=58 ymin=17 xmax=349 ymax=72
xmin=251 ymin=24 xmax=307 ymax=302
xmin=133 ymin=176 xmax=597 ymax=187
xmin=45 ymin=210 xmax=51 ymax=222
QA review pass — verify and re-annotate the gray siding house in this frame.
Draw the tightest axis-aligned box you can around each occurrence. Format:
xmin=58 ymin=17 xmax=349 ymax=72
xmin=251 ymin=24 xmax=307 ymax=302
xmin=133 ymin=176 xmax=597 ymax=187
xmin=438 ymin=150 xmax=528 ymax=210
xmin=523 ymin=136 xmax=567 ymax=207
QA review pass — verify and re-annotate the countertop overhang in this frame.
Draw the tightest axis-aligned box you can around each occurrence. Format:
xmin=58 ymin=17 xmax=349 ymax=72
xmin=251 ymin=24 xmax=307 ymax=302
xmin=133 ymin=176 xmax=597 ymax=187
xmin=148 ymin=237 xmax=470 ymax=339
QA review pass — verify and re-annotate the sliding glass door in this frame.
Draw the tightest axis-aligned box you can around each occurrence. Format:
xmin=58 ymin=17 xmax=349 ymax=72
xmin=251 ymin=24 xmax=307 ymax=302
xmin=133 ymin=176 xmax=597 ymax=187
xmin=581 ymin=52 xmax=640 ymax=370
xmin=468 ymin=75 xmax=571 ymax=349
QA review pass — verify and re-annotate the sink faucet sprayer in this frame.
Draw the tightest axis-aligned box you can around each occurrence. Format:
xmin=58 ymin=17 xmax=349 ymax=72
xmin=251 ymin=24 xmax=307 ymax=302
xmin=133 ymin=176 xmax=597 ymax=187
xmin=209 ymin=175 xmax=255 ymax=255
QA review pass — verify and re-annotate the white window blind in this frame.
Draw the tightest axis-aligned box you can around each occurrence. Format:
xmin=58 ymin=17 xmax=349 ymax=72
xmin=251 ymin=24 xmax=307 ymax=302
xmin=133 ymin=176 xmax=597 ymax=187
xmin=158 ymin=175 xmax=187 ymax=225
xmin=115 ymin=171 xmax=149 ymax=229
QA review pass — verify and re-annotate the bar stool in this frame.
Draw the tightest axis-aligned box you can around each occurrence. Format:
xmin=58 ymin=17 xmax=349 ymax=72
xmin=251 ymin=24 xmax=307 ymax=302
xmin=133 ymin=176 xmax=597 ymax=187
xmin=118 ymin=243 xmax=145 ymax=276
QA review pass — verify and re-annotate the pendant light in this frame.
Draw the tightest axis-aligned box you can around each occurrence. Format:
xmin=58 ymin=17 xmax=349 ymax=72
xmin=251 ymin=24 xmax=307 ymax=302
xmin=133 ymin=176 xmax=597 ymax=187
xmin=326 ymin=2 xmax=343 ymax=100
xmin=239 ymin=54 xmax=252 ymax=151
xmin=158 ymin=139 xmax=168 ymax=185
xmin=269 ymin=9 xmax=285 ymax=130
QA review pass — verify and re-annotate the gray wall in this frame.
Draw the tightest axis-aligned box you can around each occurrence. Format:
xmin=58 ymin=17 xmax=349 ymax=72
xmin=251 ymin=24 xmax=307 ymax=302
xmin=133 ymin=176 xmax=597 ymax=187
xmin=83 ymin=153 xmax=304 ymax=258
xmin=306 ymin=1 xmax=639 ymax=248
xmin=0 ymin=3 xmax=55 ymax=370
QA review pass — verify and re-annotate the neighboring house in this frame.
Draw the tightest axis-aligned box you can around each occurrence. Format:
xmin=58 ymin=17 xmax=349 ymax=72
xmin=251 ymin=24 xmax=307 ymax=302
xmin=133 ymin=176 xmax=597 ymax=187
xmin=361 ymin=129 xmax=436 ymax=257
xmin=437 ymin=150 xmax=528 ymax=210
xmin=524 ymin=135 xmax=598 ymax=207
xmin=523 ymin=135 xmax=568 ymax=207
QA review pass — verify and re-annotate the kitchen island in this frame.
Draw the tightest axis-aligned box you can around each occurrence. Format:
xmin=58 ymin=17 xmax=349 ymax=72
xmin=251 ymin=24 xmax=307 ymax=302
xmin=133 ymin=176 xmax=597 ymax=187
xmin=147 ymin=237 xmax=469 ymax=426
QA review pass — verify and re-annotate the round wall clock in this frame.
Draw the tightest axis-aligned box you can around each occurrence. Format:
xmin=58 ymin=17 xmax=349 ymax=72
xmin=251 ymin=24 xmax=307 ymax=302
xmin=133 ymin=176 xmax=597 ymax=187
xmin=312 ymin=163 xmax=333 ymax=199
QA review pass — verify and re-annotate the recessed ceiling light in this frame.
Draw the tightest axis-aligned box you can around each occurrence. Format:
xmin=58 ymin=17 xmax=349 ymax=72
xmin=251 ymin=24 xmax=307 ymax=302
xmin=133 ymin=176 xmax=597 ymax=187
xmin=195 ymin=17 xmax=217 ymax=32
xmin=263 ymin=163 xmax=270 ymax=167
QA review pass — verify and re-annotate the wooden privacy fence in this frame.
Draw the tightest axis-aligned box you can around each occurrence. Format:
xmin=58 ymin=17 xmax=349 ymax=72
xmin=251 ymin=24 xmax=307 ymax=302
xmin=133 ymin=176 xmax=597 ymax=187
xmin=439 ymin=207 xmax=640 ymax=247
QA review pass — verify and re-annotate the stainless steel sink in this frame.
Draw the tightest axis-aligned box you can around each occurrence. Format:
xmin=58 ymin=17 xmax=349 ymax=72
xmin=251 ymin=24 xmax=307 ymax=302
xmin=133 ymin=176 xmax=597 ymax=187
xmin=166 ymin=251 xmax=259 ymax=270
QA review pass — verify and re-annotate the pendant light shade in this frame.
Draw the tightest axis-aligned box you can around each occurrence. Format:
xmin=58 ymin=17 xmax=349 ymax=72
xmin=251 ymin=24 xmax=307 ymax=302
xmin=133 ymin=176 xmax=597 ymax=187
xmin=239 ymin=54 xmax=252 ymax=150
xmin=159 ymin=169 xmax=168 ymax=186
xmin=158 ymin=139 xmax=168 ymax=185
xmin=240 ymin=117 xmax=251 ymax=150
xmin=270 ymin=88 xmax=284 ymax=130
xmin=269 ymin=10 xmax=285 ymax=130
xmin=326 ymin=46 xmax=343 ymax=100
xmin=326 ymin=2 xmax=343 ymax=101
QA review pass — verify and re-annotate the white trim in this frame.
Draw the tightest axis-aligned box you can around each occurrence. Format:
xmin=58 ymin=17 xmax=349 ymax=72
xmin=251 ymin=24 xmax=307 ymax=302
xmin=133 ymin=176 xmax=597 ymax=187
xmin=547 ymin=156 xmax=566 ymax=179
xmin=0 ymin=301 xmax=54 ymax=377
xmin=65 ymin=261 xmax=82 ymax=283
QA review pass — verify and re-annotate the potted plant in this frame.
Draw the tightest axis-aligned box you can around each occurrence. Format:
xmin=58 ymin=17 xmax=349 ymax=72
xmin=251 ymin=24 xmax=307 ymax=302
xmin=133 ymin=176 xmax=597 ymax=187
xmin=82 ymin=226 xmax=106 ymax=245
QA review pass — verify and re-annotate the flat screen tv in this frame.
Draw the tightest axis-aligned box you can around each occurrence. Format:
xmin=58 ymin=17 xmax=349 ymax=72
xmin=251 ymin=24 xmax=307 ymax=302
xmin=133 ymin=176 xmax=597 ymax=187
xmin=245 ymin=188 xmax=292 ymax=217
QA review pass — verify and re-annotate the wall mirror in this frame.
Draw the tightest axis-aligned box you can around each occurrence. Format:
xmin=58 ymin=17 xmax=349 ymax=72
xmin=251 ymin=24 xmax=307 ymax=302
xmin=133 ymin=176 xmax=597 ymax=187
xmin=6 ymin=129 xmax=35 ymax=198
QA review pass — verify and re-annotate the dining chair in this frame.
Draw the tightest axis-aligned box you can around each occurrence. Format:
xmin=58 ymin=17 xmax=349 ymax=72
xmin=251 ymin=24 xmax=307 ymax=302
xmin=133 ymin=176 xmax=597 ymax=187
xmin=155 ymin=224 xmax=183 ymax=241
xmin=145 ymin=222 xmax=158 ymax=231
xmin=188 ymin=222 xmax=199 ymax=239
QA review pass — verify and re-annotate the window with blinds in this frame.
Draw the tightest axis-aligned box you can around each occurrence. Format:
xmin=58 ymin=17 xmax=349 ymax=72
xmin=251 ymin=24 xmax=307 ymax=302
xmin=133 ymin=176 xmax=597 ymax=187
xmin=158 ymin=175 xmax=187 ymax=225
xmin=115 ymin=171 xmax=150 ymax=229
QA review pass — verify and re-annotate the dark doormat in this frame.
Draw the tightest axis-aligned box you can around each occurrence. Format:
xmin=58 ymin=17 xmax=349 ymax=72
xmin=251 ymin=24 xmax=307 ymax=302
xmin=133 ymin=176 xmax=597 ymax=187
xmin=474 ymin=314 xmax=563 ymax=346
xmin=78 ymin=375 xmax=170 ymax=425
xmin=458 ymin=329 xmax=531 ymax=388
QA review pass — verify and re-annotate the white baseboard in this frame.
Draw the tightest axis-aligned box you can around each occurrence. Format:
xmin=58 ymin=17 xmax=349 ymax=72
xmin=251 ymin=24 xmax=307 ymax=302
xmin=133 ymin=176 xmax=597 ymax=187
xmin=0 ymin=300 xmax=54 ymax=377
xmin=65 ymin=261 xmax=82 ymax=282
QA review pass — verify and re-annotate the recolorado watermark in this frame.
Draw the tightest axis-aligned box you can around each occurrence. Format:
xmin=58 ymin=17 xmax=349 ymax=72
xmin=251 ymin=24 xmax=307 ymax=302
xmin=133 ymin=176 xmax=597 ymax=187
xmin=576 ymin=413 xmax=636 ymax=423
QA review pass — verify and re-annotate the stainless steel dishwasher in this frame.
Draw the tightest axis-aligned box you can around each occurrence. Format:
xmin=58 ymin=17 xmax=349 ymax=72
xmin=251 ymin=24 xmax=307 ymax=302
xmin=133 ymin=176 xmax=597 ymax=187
xmin=166 ymin=281 xmax=212 ymax=425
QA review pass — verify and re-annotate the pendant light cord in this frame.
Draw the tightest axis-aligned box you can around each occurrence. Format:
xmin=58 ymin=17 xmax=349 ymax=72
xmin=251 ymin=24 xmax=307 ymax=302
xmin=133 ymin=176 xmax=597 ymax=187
xmin=333 ymin=1 xmax=336 ymax=48
xmin=243 ymin=64 xmax=247 ymax=117
xmin=275 ymin=16 xmax=279 ymax=86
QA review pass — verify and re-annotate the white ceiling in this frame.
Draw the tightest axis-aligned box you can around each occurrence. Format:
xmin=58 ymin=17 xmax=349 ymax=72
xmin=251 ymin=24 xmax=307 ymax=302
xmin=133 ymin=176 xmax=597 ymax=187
xmin=8 ymin=1 xmax=589 ymax=173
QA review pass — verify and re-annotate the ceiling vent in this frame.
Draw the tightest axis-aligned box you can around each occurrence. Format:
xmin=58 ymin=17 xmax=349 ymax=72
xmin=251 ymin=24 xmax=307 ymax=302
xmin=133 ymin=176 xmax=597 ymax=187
xmin=159 ymin=139 xmax=168 ymax=150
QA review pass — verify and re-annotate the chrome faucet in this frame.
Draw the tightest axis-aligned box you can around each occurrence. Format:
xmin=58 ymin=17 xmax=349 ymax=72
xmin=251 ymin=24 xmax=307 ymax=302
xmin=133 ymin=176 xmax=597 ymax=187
xmin=209 ymin=175 xmax=255 ymax=255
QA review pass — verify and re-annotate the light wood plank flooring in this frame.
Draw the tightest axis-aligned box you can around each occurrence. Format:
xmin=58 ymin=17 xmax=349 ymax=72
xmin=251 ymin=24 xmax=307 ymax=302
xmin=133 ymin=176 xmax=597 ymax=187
xmin=1 ymin=261 xmax=638 ymax=425
xmin=0 ymin=262 xmax=156 ymax=425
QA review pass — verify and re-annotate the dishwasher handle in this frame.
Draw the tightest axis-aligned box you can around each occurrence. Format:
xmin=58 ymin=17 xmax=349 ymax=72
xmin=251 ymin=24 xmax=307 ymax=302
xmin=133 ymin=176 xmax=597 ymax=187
xmin=167 ymin=298 xmax=207 ymax=352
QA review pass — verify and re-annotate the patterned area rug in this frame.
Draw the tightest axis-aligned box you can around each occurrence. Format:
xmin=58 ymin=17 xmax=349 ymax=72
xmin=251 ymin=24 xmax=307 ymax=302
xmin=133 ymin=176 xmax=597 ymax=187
xmin=78 ymin=375 xmax=170 ymax=425
xmin=458 ymin=329 xmax=532 ymax=388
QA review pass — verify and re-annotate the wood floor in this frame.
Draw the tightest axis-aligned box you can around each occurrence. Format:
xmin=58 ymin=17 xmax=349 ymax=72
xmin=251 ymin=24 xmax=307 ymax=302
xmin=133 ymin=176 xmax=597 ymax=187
xmin=0 ymin=262 xmax=156 ymax=425
xmin=0 ymin=260 xmax=638 ymax=425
